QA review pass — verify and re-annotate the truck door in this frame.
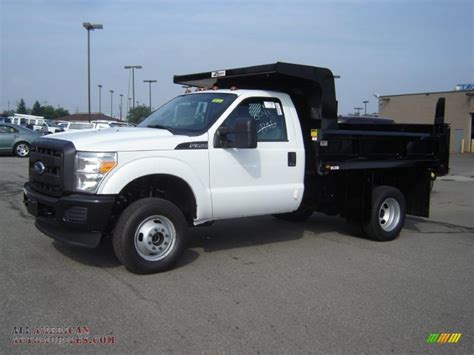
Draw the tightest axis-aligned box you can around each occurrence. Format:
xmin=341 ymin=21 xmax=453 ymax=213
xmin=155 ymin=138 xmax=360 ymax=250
xmin=209 ymin=96 xmax=304 ymax=219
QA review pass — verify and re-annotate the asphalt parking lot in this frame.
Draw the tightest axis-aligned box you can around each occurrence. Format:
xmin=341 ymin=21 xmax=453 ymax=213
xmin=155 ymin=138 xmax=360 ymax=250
xmin=1 ymin=155 xmax=473 ymax=353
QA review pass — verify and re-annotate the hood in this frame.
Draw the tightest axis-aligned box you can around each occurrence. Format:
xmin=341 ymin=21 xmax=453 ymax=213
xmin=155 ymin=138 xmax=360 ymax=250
xmin=43 ymin=127 xmax=194 ymax=152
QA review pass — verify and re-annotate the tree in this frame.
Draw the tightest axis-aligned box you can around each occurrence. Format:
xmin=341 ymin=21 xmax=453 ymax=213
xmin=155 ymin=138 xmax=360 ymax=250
xmin=31 ymin=101 xmax=43 ymax=116
xmin=55 ymin=107 xmax=69 ymax=118
xmin=17 ymin=99 xmax=27 ymax=114
xmin=41 ymin=105 xmax=57 ymax=119
xmin=127 ymin=105 xmax=151 ymax=124
xmin=2 ymin=110 xmax=14 ymax=117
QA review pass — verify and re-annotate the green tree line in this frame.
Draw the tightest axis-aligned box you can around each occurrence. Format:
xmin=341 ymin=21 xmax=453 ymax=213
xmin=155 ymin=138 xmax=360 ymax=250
xmin=2 ymin=99 xmax=70 ymax=120
xmin=127 ymin=105 xmax=151 ymax=124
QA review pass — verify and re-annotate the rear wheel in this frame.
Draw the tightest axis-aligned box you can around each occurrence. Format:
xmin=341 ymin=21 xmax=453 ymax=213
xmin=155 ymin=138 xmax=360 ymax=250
xmin=113 ymin=197 xmax=188 ymax=274
xmin=14 ymin=142 xmax=30 ymax=157
xmin=363 ymin=186 xmax=406 ymax=241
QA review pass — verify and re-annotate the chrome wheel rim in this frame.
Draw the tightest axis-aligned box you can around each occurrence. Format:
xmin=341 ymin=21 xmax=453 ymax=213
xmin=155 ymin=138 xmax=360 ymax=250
xmin=134 ymin=215 xmax=176 ymax=261
xmin=16 ymin=143 xmax=29 ymax=157
xmin=378 ymin=198 xmax=401 ymax=232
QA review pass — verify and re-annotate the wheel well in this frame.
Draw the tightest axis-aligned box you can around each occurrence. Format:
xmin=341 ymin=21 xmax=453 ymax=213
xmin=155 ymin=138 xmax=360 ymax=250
xmin=114 ymin=174 xmax=197 ymax=225
xmin=13 ymin=141 xmax=29 ymax=148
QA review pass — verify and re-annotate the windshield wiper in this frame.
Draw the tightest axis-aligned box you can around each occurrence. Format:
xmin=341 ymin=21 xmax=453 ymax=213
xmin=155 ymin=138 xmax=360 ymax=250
xmin=147 ymin=124 xmax=174 ymax=133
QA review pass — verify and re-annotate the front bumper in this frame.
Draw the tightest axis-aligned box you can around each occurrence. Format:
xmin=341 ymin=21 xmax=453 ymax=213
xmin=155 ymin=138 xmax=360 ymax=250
xmin=23 ymin=182 xmax=116 ymax=248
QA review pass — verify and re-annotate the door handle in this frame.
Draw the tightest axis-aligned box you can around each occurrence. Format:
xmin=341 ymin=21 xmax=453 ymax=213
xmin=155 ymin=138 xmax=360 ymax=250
xmin=288 ymin=152 xmax=296 ymax=167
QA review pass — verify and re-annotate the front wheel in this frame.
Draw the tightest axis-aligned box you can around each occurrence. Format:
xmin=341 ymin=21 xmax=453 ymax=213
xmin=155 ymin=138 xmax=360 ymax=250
xmin=14 ymin=142 xmax=30 ymax=157
xmin=113 ymin=197 xmax=188 ymax=274
xmin=363 ymin=186 xmax=406 ymax=241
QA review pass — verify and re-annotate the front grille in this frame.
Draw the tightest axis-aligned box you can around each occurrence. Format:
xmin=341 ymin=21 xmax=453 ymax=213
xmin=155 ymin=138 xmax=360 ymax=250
xmin=29 ymin=144 xmax=64 ymax=197
xmin=29 ymin=138 xmax=76 ymax=198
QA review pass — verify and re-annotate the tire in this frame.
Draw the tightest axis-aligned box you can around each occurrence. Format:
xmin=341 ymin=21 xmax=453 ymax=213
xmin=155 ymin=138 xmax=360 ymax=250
xmin=273 ymin=206 xmax=313 ymax=222
xmin=14 ymin=142 xmax=30 ymax=157
xmin=113 ymin=197 xmax=188 ymax=274
xmin=363 ymin=186 xmax=406 ymax=241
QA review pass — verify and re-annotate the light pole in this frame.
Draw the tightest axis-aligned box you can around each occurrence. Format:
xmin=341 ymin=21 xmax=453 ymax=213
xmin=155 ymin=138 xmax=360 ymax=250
xmin=363 ymin=100 xmax=369 ymax=116
xmin=128 ymin=97 xmax=132 ymax=113
xmin=354 ymin=107 xmax=363 ymax=116
xmin=124 ymin=65 xmax=142 ymax=109
xmin=82 ymin=22 xmax=103 ymax=122
xmin=98 ymin=84 xmax=102 ymax=115
xmin=110 ymin=90 xmax=114 ymax=118
xmin=120 ymin=94 xmax=123 ymax=120
xmin=143 ymin=80 xmax=157 ymax=112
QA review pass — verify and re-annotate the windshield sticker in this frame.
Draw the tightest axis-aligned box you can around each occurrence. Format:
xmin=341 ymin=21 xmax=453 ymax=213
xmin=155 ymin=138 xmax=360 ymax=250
xmin=275 ymin=103 xmax=283 ymax=115
xmin=263 ymin=101 xmax=276 ymax=109
xmin=212 ymin=98 xmax=224 ymax=103
xmin=249 ymin=103 xmax=266 ymax=120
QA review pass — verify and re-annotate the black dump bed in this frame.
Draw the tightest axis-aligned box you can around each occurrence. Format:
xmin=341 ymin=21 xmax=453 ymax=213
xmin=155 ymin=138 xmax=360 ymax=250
xmin=174 ymin=62 xmax=450 ymax=176
xmin=174 ymin=62 xmax=338 ymax=119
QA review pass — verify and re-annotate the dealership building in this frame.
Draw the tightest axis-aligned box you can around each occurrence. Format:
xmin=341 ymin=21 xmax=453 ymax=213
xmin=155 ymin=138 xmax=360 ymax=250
xmin=378 ymin=85 xmax=474 ymax=153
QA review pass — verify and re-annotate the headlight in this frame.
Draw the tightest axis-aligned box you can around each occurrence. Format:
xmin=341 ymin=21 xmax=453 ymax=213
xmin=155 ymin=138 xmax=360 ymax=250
xmin=75 ymin=152 xmax=117 ymax=193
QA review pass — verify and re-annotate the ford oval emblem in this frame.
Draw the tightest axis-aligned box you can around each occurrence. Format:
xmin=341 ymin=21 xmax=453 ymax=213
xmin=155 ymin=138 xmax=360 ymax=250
xmin=33 ymin=161 xmax=46 ymax=175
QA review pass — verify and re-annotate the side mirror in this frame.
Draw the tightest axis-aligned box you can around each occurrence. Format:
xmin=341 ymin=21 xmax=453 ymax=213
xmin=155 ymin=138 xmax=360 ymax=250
xmin=214 ymin=117 xmax=257 ymax=149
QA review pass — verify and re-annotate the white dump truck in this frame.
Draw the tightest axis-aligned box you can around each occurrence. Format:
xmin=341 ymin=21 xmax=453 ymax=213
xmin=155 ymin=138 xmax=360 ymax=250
xmin=24 ymin=63 xmax=450 ymax=273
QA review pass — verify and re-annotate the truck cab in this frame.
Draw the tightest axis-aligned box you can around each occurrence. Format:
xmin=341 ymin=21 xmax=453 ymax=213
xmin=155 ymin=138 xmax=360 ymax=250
xmin=23 ymin=62 xmax=450 ymax=274
xmin=132 ymin=89 xmax=305 ymax=220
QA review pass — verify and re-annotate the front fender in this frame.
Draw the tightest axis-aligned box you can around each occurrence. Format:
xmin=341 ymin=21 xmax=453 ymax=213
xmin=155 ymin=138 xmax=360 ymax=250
xmin=97 ymin=155 xmax=212 ymax=223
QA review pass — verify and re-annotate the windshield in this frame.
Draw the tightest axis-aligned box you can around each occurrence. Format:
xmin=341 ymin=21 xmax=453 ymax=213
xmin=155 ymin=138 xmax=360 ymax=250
xmin=139 ymin=93 xmax=237 ymax=134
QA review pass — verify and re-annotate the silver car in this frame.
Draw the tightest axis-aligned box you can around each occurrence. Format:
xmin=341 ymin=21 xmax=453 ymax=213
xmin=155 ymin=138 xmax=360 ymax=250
xmin=0 ymin=123 xmax=42 ymax=157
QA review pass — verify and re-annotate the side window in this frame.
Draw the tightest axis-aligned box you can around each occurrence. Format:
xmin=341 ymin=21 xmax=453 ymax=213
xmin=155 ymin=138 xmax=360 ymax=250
xmin=0 ymin=125 xmax=16 ymax=133
xmin=224 ymin=98 xmax=287 ymax=142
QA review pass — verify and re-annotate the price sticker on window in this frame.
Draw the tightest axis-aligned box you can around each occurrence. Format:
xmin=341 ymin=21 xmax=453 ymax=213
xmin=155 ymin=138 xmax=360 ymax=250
xmin=263 ymin=101 xmax=276 ymax=109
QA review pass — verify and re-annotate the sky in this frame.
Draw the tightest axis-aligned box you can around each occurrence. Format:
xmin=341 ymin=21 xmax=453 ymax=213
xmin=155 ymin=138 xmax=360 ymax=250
xmin=0 ymin=0 xmax=473 ymax=116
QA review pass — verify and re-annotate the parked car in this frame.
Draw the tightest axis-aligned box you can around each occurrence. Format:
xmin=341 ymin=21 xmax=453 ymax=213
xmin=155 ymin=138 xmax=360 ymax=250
xmin=91 ymin=120 xmax=114 ymax=129
xmin=11 ymin=114 xmax=45 ymax=130
xmin=10 ymin=115 xmax=63 ymax=134
xmin=58 ymin=121 xmax=95 ymax=131
xmin=110 ymin=122 xmax=136 ymax=127
xmin=54 ymin=120 xmax=70 ymax=127
xmin=91 ymin=120 xmax=136 ymax=129
xmin=40 ymin=119 xmax=65 ymax=134
xmin=0 ymin=123 xmax=41 ymax=157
